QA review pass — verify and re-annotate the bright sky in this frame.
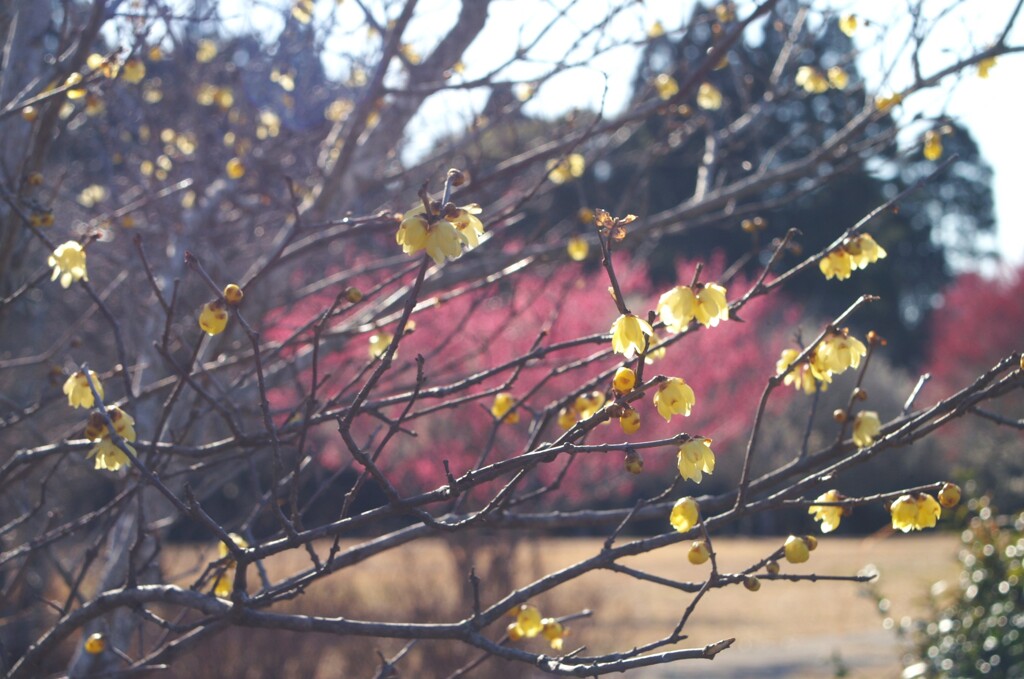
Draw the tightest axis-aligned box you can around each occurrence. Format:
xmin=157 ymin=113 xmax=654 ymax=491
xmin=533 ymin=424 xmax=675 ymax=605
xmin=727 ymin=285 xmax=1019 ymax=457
xmin=201 ymin=0 xmax=1024 ymax=265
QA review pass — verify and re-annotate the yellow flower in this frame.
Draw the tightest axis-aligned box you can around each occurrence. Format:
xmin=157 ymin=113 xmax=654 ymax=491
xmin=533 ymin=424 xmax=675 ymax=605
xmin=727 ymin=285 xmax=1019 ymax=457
xmin=938 ymin=483 xmax=961 ymax=508
xmin=809 ymin=489 xmax=844 ymax=533
xmin=695 ymin=283 xmax=729 ymax=327
xmin=541 ymin=618 xmax=566 ymax=651
xmin=610 ymin=314 xmax=653 ymax=359
xmin=696 ymin=82 xmax=723 ymax=110
xmin=890 ymin=493 xmax=942 ymax=532
xmin=396 ymin=214 xmax=429 ymax=253
xmin=567 ymin=236 xmax=589 ymax=261
xmin=491 ymin=392 xmax=520 ymax=424
xmin=648 ymin=21 xmax=666 ymax=38
xmin=838 ymin=13 xmax=858 ymax=37
xmin=619 ymin=408 xmax=641 ymax=434
xmin=845 ymin=233 xmax=887 ymax=269
xmin=977 ymin=56 xmax=996 ymax=79
xmin=84 ymin=633 xmax=106 ymax=655
xmin=654 ymin=73 xmax=679 ymax=100
xmin=557 ymin=407 xmax=577 ymax=430
xmin=820 ymin=248 xmax=853 ymax=280
xmin=88 ymin=437 xmax=133 ymax=471
xmin=676 ymin=437 xmax=715 ymax=483
xmin=49 ymin=241 xmax=88 ymax=288
xmin=852 ymin=410 xmax=881 ymax=447
xmin=84 ymin=407 xmax=136 ymax=472
xmin=644 ymin=333 xmax=667 ymax=364
xmin=218 ymin=532 xmax=249 ymax=559
xmin=815 ymin=330 xmax=867 ymax=375
xmin=546 ymin=154 xmax=585 ymax=184
xmin=199 ymin=300 xmax=229 ymax=336
xmin=574 ymin=391 xmax=605 ymax=419
xmin=624 ymin=450 xmax=644 ymax=474
xmin=613 ymin=367 xmax=636 ymax=394
xmin=121 ymin=58 xmax=146 ymax=83
xmin=225 ymin=157 xmax=246 ymax=179
xmin=654 ymin=377 xmax=695 ymax=422
xmin=875 ymin=91 xmax=903 ymax=112
xmin=515 ymin=605 xmax=543 ymax=638
xmin=827 ymin=66 xmax=849 ymax=90
xmin=657 ymin=286 xmax=696 ymax=333
xmin=795 ymin=66 xmax=829 ymax=94
xmin=223 ymin=283 xmax=244 ymax=305
xmin=777 ymin=348 xmax=829 ymax=394
xmin=63 ymin=370 xmax=103 ymax=409
xmin=368 ymin=331 xmax=393 ymax=359
xmin=923 ymin=130 xmax=942 ymax=160
xmin=448 ymin=204 xmax=485 ymax=248
xmin=670 ymin=497 xmax=699 ymax=532
xmin=784 ymin=535 xmax=810 ymax=563
xmin=688 ymin=541 xmax=710 ymax=565
xmin=506 ymin=622 xmax=524 ymax=641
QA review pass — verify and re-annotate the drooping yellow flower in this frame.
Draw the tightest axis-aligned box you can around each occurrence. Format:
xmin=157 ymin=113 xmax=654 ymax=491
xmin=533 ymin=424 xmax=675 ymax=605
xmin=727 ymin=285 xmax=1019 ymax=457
xmin=613 ymin=367 xmax=636 ymax=394
xmin=820 ymin=248 xmax=853 ymax=280
xmin=676 ymin=437 xmax=715 ymax=483
xmin=657 ymin=286 xmax=696 ymax=333
xmin=654 ymin=377 xmax=695 ymax=422
xmin=670 ymin=497 xmax=699 ymax=532
xmin=695 ymin=283 xmax=729 ymax=327
xmin=515 ymin=605 xmax=543 ymax=638
xmin=890 ymin=493 xmax=942 ymax=532
xmin=688 ymin=541 xmax=710 ymax=565
xmin=214 ymin=533 xmax=249 ymax=598
xmin=845 ymin=233 xmax=887 ymax=269
xmin=852 ymin=410 xmax=881 ymax=448
xmin=424 ymin=220 xmax=466 ymax=265
xmin=541 ymin=618 xmax=566 ymax=651
xmin=199 ymin=300 xmax=229 ymax=336
xmin=85 ymin=407 xmax=137 ymax=472
xmin=784 ymin=535 xmax=811 ymax=563
xmin=644 ymin=333 xmax=667 ymax=364
xmin=875 ymin=91 xmax=903 ymax=112
xmin=777 ymin=347 xmax=830 ymax=394
xmin=396 ymin=214 xmax=429 ymax=253
xmin=838 ymin=14 xmax=858 ymax=37
xmin=827 ymin=66 xmax=849 ymax=90
xmin=815 ymin=330 xmax=867 ymax=375
xmin=795 ymin=66 xmax=829 ymax=94
xmin=567 ymin=236 xmax=589 ymax=261
xmin=977 ymin=56 xmax=997 ymax=79
xmin=610 ymin=314 xmax=654 ymax=359
xmin=63 ymin=370 xmax=103 ymax=409
xmin=696 ymin=82 xmax=723 ymax=110
xmin=648 ymin=20 xmax=666 ymax=38
xmin=448 ymin=204 xmax=485 ymax=248
xmin=809 ymin=489 xmax=845 ymax=533
xmin=396 ymin=205 xmax=473 ymax=266
xmin=49 ymin=241 xmax=88 ymax=288
xmin=491 ymin=392 xmax=520 ymax=424
xmin=654 ymin=73 xmax=680 ymax=101
xmin=546 ymin=154 xmax=585 ymax=184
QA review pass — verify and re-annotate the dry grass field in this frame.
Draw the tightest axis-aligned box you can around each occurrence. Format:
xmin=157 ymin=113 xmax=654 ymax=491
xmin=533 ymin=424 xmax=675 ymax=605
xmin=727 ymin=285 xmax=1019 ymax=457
xmin=152 ymin=532 xmax=960 ymax=678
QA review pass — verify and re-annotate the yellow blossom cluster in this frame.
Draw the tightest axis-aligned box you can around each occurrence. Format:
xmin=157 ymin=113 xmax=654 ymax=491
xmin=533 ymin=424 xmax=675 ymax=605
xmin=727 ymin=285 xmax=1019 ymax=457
xmin=656 ymin=282 xmax=729 ymax=331
xmin=506 ymin=604 xmax=568 ymax=651
xmin=777 ymin=328 xmax=867 ymax=394
xmin=795 ymin=65 xmax=848 ymax=93
xmin=396 ymin=202 xmax=485 ymax=266
xmin=819 ymin=233 xmax=887 ymax=280
xmin=546 ymin=154 xmax=585 ymax=184
xmin=696 ymin=82 xmax=723 ymax=110
xmin=890 ymin=493 xmax=942 ymax=532
xmin=84 ymin=407 xmax=137 ymax=472
xmin=558 ymin=391 xmax=606 ymax=430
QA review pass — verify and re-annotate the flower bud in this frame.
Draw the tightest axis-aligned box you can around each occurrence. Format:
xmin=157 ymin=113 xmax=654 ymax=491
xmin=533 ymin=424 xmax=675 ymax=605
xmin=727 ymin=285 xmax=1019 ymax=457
xmin=506 ymin=622 xmax=524 ymax=641
xmin=766 ymin=560 xmax=780 ymax=575
xmin=345 ymin=286 xmax=363 ymax=303
xmin=938 ymin=483 xmax=961 ymax=508
xmin=743 ymin=576 xmax=761 ymax=591
xmin=223 ymin=283 xmax=244 ymax=306
xmin=832 ymin=409 xmax=847 ymax=423
xmin=784 ymin=535 xmax=810 ymax=563
xmin=688 ymin=541 xmax=710 ymax=565
xmin=624 ymin=450 xmax=644 ymax=474
xmin=613 ymin=367 xmax=636 ymax=394
xmin=854 ymin=388 xmax=868 ymax=401
xmin=447 ymin=168 xmax=466 ymax=186
xmin=619 ymin=408 xmax=641 ymax=434
xmin=84 ymin=632 xmax=106 ymax=655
